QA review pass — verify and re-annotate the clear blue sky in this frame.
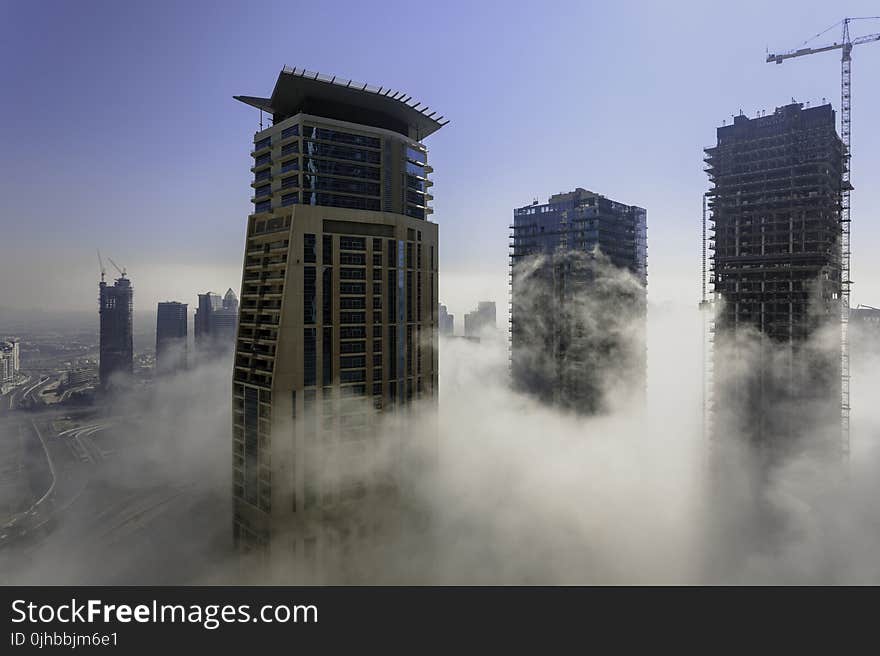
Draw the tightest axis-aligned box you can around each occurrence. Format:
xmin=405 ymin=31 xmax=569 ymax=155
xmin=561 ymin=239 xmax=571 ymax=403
xmin=1 ymin=0 xmax=879 ymax=320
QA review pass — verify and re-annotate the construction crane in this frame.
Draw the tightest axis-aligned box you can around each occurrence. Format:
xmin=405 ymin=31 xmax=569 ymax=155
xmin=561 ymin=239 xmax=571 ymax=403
xmin=96 ymin=249 xmax=106 ymax=283
xmin=766 ymin=17 xmax=880 ymax=461
xmin=107 ymin=257 xmax=127 ymax=279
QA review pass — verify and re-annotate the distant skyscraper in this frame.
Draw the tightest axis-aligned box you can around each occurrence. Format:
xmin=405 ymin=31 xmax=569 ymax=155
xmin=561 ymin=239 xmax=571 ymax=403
xmin=706 ymin=103 xmax=844 ymax=459
xmin=99 ymin=273 xmax=133 ymax=388
xmin=510 ymin=188 xmax=647 ymax=414
xmin=232 ymin=67 xmax=446 ymax=574
xmin=0 ymin=339 xmax=20 ymax=384
xmin=194 ymin=289 xmax=238 ymax=355
xmin=850 ymin=305 xmax=880 ymax=352
xmin=438 ymin=303 xmax=454 ymax=336
xmin=463 ymin=301 xmax=496 ymax=338
xmin=156 ymin=301 xmax=188 ymax=374
xmin=850 ymin=305 xmax=880 ymax=329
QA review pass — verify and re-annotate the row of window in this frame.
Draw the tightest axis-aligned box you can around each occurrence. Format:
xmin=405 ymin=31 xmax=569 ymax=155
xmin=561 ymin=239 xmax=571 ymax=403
xmin=304 ymin=174 xmax=380 ymax=197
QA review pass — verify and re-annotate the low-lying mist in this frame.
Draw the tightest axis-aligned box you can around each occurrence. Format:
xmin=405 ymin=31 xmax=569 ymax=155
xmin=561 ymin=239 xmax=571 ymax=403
xmin=2 ymin=301 xmax=879 ymax=585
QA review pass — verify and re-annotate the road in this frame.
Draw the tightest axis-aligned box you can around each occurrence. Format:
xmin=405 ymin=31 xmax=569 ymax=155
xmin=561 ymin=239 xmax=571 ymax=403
xmin=0 ymin=405 xmax=231 ymax=584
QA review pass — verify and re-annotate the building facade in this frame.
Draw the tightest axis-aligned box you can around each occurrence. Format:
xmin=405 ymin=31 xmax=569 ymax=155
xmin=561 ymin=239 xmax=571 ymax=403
xmin=705 ymin=103 xmax=844 ymax=459
xmin=510 ymin=188 xmax=647 ymax=414
xmin=463 ymin=301 xmax=496 ymax=338
xmin=156 ymin=301 xmax=188 ymax=374
xmin=231 ymin=67 xmax=446 ymax=577
xmin=194 ymin=289 xmax=238 ymax=356
xmin=99 ymin=274 xmax=133 ymax=388
xmin=438 ymin=303 xmax=454 ymax=336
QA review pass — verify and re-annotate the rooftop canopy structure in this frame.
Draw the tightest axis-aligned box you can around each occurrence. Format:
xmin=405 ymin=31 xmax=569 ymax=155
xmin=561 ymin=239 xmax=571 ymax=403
xmin=234 ymin=66 xmax=448 ymax=140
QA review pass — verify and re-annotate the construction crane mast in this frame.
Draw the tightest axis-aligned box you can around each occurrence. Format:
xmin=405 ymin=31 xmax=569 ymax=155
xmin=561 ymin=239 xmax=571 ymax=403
xmin=107 ymin=257 xmax=127 ymax=279
xmin=767 ymin=17 xmax=880 ymax=461
xmin=96 ymin=249 xmax=106 ymax=283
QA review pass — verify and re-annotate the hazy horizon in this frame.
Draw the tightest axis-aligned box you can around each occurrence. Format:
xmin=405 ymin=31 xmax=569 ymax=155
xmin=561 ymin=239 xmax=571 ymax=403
xmin=2 ymin=1 xmax=879 ymax=323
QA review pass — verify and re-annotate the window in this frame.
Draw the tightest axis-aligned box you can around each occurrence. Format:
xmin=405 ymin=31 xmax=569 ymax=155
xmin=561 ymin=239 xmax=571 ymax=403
xmin=340 ymin=282 xmax=365 ymax=295
xmin=282 ymin=193 xmax=298 ymax=207
xmin=303 ymin=174 xmax=380 ymax=196
xmin=340 ymin=268 xmax=366 ymax=280
xmin=303 ymin=126 xmax=380 ymax=149
xmin=340 ymin=340 xmax=365 ymax=354
xmin=301 ymin=157 xmax=380 ymax=180
xmin=339 ymin=237 xmax=366 ymax=251
xmin=281 ymin=124 xmax=299 ymax=139
xmin=323 ymin=235 xmax=333 ymax=265
xmin=406 ymin=145 xmax=426 ymax=165
xmin=303 ymin=267 xmax=316 ymax=324
xmin=407 ymin=189 xmax=427 ymax=206
xmin=303 ymin=329 xmax=316 ymax=386
xmin=254 ymin=185 xmax=271 ymax=199
xmin=340 ymin=355 xmax=366 ymax=369
xmin=304 ymin=234 xmax=316 ymax=263
xmin=254 ymin=136 xmax=271 ymax=150
xmin=302 ymin=140 xmax=381 ymax=164
xmin=322 ymin=267 xmax=332 ymax=324
xmin=322 ymin=327 xmax=332 ymax=386
xmin=340 ymin=312 xmax=365 ymax=324
xmin=387 ymin=240 xmax=396 ymax=267
xmin=406 ymin=205 xmax=426 ymax=220
xmin=405 ymin=174 xmax=426 ymax=192
xmin=340 ymin=326 xmax=366 ymax=339
xmin=340 ymin=252 xmax=366 ymax=266
xmin=255 ymin=200 xmax=271 ymax=214
xmin=340 ymin=370 xmax=366 ymax=383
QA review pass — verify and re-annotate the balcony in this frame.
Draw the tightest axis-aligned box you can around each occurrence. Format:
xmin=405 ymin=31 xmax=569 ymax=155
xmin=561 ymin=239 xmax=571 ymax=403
xmin=251 ymin=201 xmax=272 ymax=216
xmin=251 ymin=171 xmax=272 ymax=187
xmin=251 ymin=137 xmax=271 ymax=157
xmin=251 ymin=186 xmax=272 ymax=203
xmin=251 ymin=155 xmax=272 ymax=173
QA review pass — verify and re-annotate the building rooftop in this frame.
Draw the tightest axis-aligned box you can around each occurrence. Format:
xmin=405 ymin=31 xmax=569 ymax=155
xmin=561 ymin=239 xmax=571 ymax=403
xmin=235 ymin=66 xmax=448 ymax=140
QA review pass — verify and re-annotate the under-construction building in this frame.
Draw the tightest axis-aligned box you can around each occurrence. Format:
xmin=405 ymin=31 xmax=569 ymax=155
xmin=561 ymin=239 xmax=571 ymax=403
xmin=231 ymin=67 xmax=446 ymax=579
xmin=510 ymin=188 xmax=647 ymax=414
xmin=99 ymin=274 xmax=133 ymax=388
xmin=705 ymin=103 xmax=845 ymax=458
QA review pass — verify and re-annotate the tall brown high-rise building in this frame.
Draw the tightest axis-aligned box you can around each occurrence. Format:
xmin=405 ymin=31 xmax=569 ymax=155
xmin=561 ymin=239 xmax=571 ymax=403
xmin=232 ymin=67 xmax=447 ymax=577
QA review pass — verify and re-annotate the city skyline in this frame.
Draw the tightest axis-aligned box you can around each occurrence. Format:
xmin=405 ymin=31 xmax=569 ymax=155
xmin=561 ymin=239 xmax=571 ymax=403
xmin=2 ymin=1 xmax=880 ymax=592
xmin=2 ymin=1 xmax=879 ymax=322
